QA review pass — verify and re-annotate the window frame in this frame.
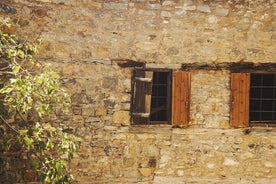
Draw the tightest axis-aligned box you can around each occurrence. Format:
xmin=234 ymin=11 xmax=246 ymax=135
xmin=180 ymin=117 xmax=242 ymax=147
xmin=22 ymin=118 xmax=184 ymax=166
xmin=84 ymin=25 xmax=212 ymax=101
xmin=150 ymin=70 xmax=172 ymax=124
xmin=230 ymin=72 xmax=276 ymax=127
xmin=250 ymin=73 xmax=276 ymax=126
xmin=131 ymin=69 xmax=191 ymax=126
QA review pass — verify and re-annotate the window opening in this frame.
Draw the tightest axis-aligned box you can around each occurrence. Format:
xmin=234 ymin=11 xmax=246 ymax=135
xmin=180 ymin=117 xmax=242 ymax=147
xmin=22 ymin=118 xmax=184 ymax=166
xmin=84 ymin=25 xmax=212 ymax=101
xmin=250 ymin=73 xmax=276 ymax=125
xmin=131 ymin=69 xmax=190 ymax=125
xmin=150 ymin=72 xmax=171 ymax=122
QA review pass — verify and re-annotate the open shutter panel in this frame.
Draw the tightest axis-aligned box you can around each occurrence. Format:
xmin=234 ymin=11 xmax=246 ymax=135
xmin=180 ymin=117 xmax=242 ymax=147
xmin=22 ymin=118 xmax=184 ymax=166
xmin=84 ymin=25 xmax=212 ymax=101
xmin=132 ymin=70 xmax=153 ymax=124
xmin=172 ymin=71 xmax=191 ymax=126
xmin=230 ymin=73 xmax=250 ymax=127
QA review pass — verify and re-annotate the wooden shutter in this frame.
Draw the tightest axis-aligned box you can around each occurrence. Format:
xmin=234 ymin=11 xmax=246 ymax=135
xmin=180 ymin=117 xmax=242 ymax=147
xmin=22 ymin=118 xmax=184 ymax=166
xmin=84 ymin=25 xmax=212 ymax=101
xmin=230 ymin=73 xmax=250 ymax=127
xmin=132 ymin=70 xmax=153 ymax=124
xmin=172 ymin=71 xmax=191 ymax=126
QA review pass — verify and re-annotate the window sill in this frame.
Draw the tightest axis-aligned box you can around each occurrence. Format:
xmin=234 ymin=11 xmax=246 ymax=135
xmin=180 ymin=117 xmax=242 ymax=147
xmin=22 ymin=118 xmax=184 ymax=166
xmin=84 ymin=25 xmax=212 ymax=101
xmin=129 ymin=125 xmax=276 ymax=135
xmin=245 ymin=126 xmax=276 ymax=134
xmin=130 ymin=124 xmax=173 ymax=134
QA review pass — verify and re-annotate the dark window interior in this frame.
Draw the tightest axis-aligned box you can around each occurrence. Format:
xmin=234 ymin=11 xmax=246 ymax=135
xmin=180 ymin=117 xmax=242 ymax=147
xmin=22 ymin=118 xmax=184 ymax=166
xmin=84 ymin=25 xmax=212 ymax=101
xmin=150 ymin=72 xmax=171 ymax=122
xmin=250 ymin=73 xmax=276 ymax=124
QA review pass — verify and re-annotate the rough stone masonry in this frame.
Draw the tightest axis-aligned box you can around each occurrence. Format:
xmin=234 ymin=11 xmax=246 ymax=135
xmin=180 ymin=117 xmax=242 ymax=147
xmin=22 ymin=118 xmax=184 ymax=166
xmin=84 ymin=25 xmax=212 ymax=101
xmin=0 ymin=0 xmax=276 ymax=183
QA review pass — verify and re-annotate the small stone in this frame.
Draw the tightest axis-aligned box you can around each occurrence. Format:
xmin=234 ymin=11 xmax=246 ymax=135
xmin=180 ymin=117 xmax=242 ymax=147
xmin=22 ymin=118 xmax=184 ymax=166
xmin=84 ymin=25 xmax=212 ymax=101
xmin=22 ymin=6 xmax=32 ymax=15
xmin=167 ymin=47 xmax=179 ymax=55
xmin=142 ymin=145 xmax=159 ymax=156
xmin=123 ymin=158 xmax=135 ymax=167
xmin=138 ymin=168 xmax=153 ymax=177
xmin=175 ymin=10 xmax=187 ymax=17
xmin=149 ymin=3 xmax=161 ymax=9
xmin=160 ymin=155 xmax=171 ymax=168
xmin=102 ymin=77 xmax=118 ymax=90
xmin=161 ymin=11 xmax=172 ymax=18
xmin=95 ymin=107 xmax=107 ymax=116
xmin=90 ymin=1 xmax=102 ymax=9
xmin=219 ymin=119 xmax=230 ymax=128
xmin=264 ymin=161 xmax=274 ymax=168
xmin=112 ymin=111 xmax=130 ymax=125
xmin=240 ymin=152 xmax=255 ymax=160
xmin=223 ymin=158 xmax=238 ymax=166
xmin=95 ymin=47 xmax=109 ymax=58
xmin=184 ymin=0 xmax=193 ymax=6
xmin=208 ymin=15 xmax=218 ymax=24
xmin=177 ymin=169 xmax=184 ymax=176
xmin=103 ymin=3 xmax=128 ymax=10
xmin=138 ymin=9 xmax=156 ymax=16
xmin=162 ymin=1 xmax=175 ymax=6
xmin=183 ymin=5 xmax=196 ymax=11
xmin=136 ymin=134 xmax=156 ymax=140
xmin=215 ymin=8 xmax=229 ymax=16
xmin=32 ymin=8 xmax=48 ymax=17
xmin=197 ymin=5 xmax=211 ymax=13
xmin=207 ymin=163 xmax=215 ymax=169
xmin=2 ymin=24 xmax=17 ymax=33
xmin=82 ymin=105 xmax=94 ymax=116
xmin=71 ymin=93 xmax=88 ymax=104
xmin=103 ymin=125 xmax=118 ymax=131
xmin=72 ymin=106 xmax=82 ymax=115
xmin=73 ymin=115 xmax=83 ymax=121
xmin=211 ymin=55 xmax=218 ymax=61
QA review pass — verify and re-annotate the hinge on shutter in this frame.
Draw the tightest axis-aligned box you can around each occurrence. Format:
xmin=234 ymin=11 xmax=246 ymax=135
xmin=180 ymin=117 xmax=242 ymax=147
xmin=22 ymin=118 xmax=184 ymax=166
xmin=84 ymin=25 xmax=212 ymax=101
xmin=185 ymin=101 xmax=189 ymax=108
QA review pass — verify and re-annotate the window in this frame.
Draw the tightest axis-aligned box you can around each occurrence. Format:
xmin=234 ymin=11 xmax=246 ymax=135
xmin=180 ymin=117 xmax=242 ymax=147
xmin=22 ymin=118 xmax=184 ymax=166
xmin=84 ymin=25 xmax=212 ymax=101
xmin=250 ymin=73 xmax=276 ymax=125
xmin=230 ymin=73 xmax=276 ymax=127
xmin=131 ymin=69 xmax=190 ymax=125
xmin=150 ymin=71 xmax=171 ymax=122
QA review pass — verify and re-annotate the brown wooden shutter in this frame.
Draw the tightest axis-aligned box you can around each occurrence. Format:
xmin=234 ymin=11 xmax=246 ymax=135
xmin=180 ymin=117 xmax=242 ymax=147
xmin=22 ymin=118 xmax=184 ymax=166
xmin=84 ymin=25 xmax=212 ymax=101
xmin=172 ymin=71 xmax=191 ymax=126
xmin=132 ymin=70 xmax=153 ymax=124
xmin=230 ymin=73 xmax=250 ymax=127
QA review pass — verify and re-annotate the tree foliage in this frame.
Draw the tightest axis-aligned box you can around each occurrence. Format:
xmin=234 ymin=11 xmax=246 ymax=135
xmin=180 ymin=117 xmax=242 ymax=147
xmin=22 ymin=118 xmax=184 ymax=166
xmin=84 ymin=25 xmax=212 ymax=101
xmin=0 ymin=17 xmax=80 ymax=183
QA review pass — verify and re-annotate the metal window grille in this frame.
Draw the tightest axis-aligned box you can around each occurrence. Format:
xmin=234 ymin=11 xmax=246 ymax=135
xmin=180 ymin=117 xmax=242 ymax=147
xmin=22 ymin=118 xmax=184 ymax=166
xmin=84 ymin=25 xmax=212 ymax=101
xmin=150 ymin=71 xmax=171 ymax=123
xmin=250 ymin=73 xmax=276 ymax=125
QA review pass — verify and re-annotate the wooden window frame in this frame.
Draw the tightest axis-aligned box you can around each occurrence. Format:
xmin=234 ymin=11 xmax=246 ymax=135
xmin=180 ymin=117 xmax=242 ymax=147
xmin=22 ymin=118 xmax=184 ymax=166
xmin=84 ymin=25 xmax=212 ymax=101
xmin=131 ymin=69 xmax=190 ymax=126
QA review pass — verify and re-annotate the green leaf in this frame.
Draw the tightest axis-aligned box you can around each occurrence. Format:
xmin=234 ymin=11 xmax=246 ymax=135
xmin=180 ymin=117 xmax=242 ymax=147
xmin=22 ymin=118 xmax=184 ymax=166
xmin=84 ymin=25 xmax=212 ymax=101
xmin=1 ymin=140 xmax=11 ymax=151
xmin=0 ymin=86 xmax=13 ymax=94
xmin=12 ymin=65 xmax=20 ymax=74
xmin=24 ymin=136 xmax=34 ymax=150
xmin=19 ymin=129 xmax=28 ymax=135
xmin=17 ymin=50 xmax=25 ymax=59
xmin=46 ymin=140 xmax=54 ymax=150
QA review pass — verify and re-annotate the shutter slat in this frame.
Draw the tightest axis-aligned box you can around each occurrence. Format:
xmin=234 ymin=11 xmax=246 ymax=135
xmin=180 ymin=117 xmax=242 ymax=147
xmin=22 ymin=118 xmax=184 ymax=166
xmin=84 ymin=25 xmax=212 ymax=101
xmin=172 ymin=71 xmax=191 ymax=126
xmin=135 ymin=77 xmax=152 ymax=82
xmin=230 ymin=73 xmax=250 ymax=127
xmin=172 ymin=72 xmax=180 ymax=124
xmin=132 ymin=70 xmax=153 ymax=124
xmin=145 ymin=71 xmax=153 ymax=115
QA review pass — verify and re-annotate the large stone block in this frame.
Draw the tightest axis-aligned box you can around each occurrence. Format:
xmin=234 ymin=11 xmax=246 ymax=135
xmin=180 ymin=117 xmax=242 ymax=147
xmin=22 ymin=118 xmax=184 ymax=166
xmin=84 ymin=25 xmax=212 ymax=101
xmin=112 ymin=111 xmax=130 ymax=125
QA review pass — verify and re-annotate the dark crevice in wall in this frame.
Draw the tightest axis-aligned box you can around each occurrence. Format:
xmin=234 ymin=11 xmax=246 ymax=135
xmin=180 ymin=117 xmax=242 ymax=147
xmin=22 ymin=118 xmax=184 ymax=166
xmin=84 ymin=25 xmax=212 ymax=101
xmin=112 ymin=59 xmax=144 ymax=68
xmin=114 ymin=59 xmax=276 ymax=72
xmin=0 ymin=3 xmax=16 ymax=14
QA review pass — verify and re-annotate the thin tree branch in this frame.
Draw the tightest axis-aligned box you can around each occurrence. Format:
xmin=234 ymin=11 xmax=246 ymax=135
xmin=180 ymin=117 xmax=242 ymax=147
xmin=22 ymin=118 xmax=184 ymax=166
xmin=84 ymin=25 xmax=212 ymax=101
xmin=0 ymin=114 xmax=18 ymax=134
xmin=15 ymin=108 xmax=27 ymax=124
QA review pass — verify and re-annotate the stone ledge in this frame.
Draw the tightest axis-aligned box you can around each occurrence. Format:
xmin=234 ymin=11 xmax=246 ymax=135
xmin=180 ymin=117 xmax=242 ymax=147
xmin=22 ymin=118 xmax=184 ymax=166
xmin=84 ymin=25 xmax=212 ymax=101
xmin=153 ymin=176 xmax=276 ymax=184
xmin=129 ymin=126 xmax=276 ymax=135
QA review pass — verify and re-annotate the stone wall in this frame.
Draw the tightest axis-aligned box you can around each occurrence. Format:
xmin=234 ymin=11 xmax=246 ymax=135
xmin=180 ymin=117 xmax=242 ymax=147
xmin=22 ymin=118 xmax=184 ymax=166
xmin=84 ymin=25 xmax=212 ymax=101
xmin=1 ymin=0 xmax=276 ymax=183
